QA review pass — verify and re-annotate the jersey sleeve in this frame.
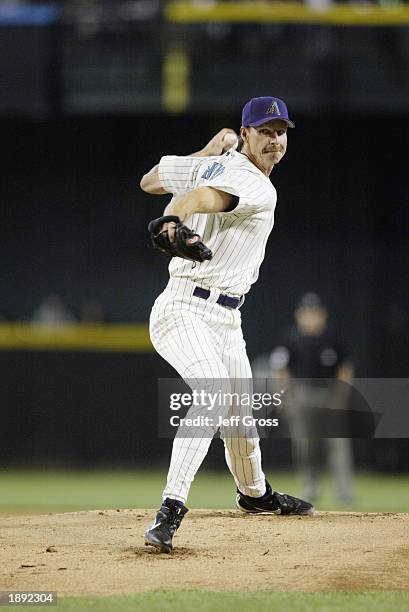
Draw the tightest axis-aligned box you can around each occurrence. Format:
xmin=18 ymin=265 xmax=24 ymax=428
xmin=197 ymin=163 xmax=275 ymax=214
xmin=158 ymin=155 xmax=200 ymax=195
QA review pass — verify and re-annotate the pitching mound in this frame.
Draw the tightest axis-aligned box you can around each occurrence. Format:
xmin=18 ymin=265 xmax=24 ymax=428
xmin=0 ymin=510 xmax=408 ymax=596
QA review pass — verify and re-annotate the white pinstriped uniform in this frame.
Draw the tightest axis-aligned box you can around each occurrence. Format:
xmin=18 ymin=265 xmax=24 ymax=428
xmin=150 ymin=149 xmax=277 ymax=503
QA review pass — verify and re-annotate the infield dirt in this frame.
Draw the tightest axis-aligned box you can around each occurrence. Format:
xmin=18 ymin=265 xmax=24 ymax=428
xmin=0 ymin=510 xmax=408 ymax=596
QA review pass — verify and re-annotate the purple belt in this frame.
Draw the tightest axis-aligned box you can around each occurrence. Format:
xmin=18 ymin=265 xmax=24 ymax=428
xmin=193 ymin=286 xmax=242 ymax=309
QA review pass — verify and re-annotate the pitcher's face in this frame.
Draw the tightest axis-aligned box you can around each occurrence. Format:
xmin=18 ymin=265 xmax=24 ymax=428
xmin=241 ymin=119 xmax=288 ymax=174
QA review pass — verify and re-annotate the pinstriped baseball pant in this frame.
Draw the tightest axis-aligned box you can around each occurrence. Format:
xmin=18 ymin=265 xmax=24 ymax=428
xmin=149 ymin=277 xmax=266 ymax=504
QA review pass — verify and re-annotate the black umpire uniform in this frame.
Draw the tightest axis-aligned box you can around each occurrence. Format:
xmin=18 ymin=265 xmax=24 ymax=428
xmin=270 ymin=293 xmax=354 ymax=503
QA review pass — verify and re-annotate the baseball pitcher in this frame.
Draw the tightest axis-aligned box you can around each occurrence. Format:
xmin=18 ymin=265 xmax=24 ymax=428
xmin=141 ymin=97 xmax=314 ymax=553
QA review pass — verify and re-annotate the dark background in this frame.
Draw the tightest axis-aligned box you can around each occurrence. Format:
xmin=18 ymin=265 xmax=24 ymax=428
xmin=3 ymin=114 xmax=408 ymax=373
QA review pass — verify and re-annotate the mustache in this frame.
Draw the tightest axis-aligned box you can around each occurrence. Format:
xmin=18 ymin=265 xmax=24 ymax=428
xmin=263 ymin=147 xmax=282 ymax=153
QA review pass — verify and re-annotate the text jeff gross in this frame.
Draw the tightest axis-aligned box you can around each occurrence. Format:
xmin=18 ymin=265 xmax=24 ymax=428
xmin=169 ymin=415 xmax=279 ymax=427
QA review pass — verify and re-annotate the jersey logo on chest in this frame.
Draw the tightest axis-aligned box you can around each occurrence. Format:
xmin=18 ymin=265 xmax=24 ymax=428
xmin=201 ymin=162 xmax=225 ymax=181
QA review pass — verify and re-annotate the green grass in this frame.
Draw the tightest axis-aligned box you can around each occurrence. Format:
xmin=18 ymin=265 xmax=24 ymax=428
xmin=13 ymin=590 xmax=409 ymax=612
xmin=0 ymin=469 xmax=408 ymax=514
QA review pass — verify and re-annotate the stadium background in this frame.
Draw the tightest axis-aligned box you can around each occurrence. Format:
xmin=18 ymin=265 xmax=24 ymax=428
xmin=0 ymin=1 xmax=408 ymax=508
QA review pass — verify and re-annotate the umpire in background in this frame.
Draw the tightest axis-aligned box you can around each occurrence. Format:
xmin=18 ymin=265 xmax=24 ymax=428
xmin=270 ymin=292 xmax=355 ymax=504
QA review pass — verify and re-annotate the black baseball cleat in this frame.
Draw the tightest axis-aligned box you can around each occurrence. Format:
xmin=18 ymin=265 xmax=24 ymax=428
xmin=144 ymin=498 xmax=189 ymax=553
xmin=236 ymin=480 xmax=314 ymax=516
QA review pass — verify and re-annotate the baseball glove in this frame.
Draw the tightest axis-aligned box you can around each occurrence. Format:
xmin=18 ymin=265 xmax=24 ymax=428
xmin=148 ymin=215 xmax=212 ymax=262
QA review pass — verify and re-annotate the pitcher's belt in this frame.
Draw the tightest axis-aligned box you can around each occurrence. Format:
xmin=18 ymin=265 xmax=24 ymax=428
xmin=193 ymin=286 xmax=241 ymax=309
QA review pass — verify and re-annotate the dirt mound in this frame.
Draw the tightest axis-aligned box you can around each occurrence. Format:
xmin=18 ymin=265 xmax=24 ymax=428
xmin=0 ymin=510 xmax=408 ymax=596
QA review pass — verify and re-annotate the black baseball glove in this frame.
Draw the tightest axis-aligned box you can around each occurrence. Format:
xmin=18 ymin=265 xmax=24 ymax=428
xmin=148 ymin=215 xmax=213 ymax=263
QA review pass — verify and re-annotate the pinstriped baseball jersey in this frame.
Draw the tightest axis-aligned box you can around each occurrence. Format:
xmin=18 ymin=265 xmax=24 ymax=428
xmin=150 ymin=277 xmax=265 ymax=502
xmin=158 ymin=150 xmax=277 ymax=296
xmin=148 ymin=146 xmax=282 ymax=504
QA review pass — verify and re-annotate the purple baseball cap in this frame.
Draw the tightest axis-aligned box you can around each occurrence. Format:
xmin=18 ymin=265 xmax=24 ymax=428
xmin=242 ymin=96 xmax=295 ymax=128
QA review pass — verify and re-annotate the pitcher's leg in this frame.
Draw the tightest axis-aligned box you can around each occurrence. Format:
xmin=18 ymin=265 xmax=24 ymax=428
xmin=220 ymin=340 xmax=266 ymax=497
xmin=163 ymin=374 xmax=232 ymax=503
xmin=151 ymin=308 xmax=230 ymax=503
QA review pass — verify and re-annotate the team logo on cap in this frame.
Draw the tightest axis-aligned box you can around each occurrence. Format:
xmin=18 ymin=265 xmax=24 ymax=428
xmin=266 ymin=100 xmax=281 ymax=116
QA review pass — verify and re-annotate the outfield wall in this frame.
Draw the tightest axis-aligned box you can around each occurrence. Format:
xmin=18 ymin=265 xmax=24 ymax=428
xmin=1 ymin=347 xmax=408 ymax=470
